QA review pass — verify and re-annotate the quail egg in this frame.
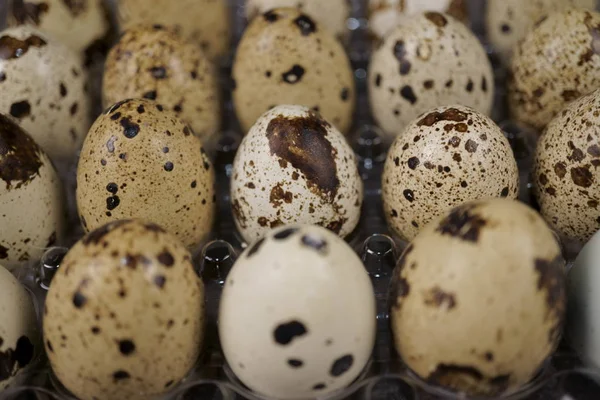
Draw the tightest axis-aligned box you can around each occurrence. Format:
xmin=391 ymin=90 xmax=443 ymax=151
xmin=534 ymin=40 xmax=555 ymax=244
xmin=509 ymin=9 xmax=600 ymax=131
xmin=44 ymin=219 xmax=204 ymax=400
xmin=382 ymin=105 xmax=518 ymax=241
xmin=231 ymin=105 xmax=362 ymax=243
xmin=391 ymin=198 xmax=566 ymax=396
xmin=76 ymin=99 xmax=215 ymax=251
xmin=219 ymin=224 xmax=376 ymax=399
xmin=0 ymin=113 xmax=64 ymax=271
xmin=233 ymin=7 xmax=355 ymax=135
xmin=0 ymin=26 xmax=90 ymax=161
xmin=368 ymin=12 xmax=493 ymax=142
xmin=103 ymin=25 xmax=220 ymax=143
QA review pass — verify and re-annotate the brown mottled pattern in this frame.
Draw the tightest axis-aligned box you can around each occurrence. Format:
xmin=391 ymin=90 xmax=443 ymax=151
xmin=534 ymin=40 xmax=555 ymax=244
xmin=0 ymin=34 xmax=47 ymax=60
xmin=0 ymin=114 xmax=43 ymax=189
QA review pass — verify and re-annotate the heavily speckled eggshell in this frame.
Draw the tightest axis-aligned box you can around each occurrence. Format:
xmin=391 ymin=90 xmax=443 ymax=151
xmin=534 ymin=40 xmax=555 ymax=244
xmin=117 ymin=0 xmax=230 ymax=60
xmin=230 ymin=105 xmax=362 ymax=243
xmin=509 ymin=9 xmax=600 ymax=131
xmin=44 ymin=220 xmax=204 ymax=400
xmin=382 ymin=105 xmax=518 ymax=241
xmin=0 ymin=264 xmax=39 ymax=391
xmin=0 ymin=26 xmax=90 ymax=161
xmin=245 ymin=0 xmax=350 ymax=40
xmin=0 ymin=114 xmax=64 ymax=271
xmin=391 ymin=199 xmax=566 ymax=396
xmin=368 ymin=12 xmax=493 ymax=142
xmin=219 ymin=224 xmax=376 ymax=399
xmin=233 ymin=8 xmax=355 ymax=135
xmin=103 ymin=25 xmax=220 ymax=143
xmin=76 ymin=99 xmax=215 ymax=250
xmin=533 ymin=89 xmax=600 ymax=243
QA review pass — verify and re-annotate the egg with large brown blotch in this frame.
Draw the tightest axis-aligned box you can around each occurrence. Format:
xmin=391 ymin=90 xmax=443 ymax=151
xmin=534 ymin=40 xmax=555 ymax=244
xmin=382 ymin=105 xmax=518 ymax=241
xmin=44 ymin=220 xmax=204 ymax=400
xmin=230 ymin=105 xmax=362 ymax=243
xmin=233 ymin=8 xmax=355 ymax=135
xmin=391 ymin=198 xmax=566 ymax=396
xmin=76 ymin=99 xmax=215 ymax=251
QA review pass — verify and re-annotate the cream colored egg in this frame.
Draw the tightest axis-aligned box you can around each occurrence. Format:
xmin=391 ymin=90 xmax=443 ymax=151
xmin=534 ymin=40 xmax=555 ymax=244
xmin=0 ymin=26 xmax=90 ymax=161
xmin=219 ymin=224 xmax=376 ymax=399
xmin=230 ymin=105 xmax=362 ymax=243
xmin=44 ymin=219 xmax=204 ymax=400
xmin=233 ymin=8 xmax=355 ymax=135
xmin=368 ymin=12 xmax=493 ymax=142
xmin=0 ymin=114 xmax=64 ymax=271
xmin=509 ymin=9 xmax=600 ymax=131
xmin=76 ymin=99 xmax=215 ymax=251
xmin=391 ymin=199 xmax=566 ymax=396
xmin=382 ymin=105 xmax=518 ymax=241
xmin=103 ymin=25 xmax=220 ymax=143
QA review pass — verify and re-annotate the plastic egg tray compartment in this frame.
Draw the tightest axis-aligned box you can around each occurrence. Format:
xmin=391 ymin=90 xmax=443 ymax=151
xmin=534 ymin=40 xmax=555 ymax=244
xmin=2 ymin=0 xmax=600 ymax=399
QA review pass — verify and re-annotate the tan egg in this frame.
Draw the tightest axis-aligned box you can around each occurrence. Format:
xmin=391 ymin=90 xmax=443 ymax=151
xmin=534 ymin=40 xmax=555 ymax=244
xmin=382 ymin=105 xmax=518 ymax=241
xmin=233 ymin=8 xmax=355 ymax=135
xmin=368 ymin=0 xmax=468 ymax=40
xmin=245 ymin=0 xmax=350 ymax=40
xmin=0 ymin=114 xmax=64 ymax=271
xmin=44 ymin=219 xmax=204 ymax=400
xmin=76 ymin=99 xmax=215 ymax=251
xmin=0 ymin=26 xmax=90 ymax=161
xmin=368 ymin=12 xmax=493 ymax=142
xmin=509 ymin=9 xmax=600 ymax=131
xmin=230 ymin=105 xmax=362 ymax=243
xmin=8 ymin=0 xmax=111 ymax=57
xmin=533 ymin=89 xmax=600 ymax=243
xmin=487 ymin=0 xmax=596 ymax=64
xmin=0 ymin=264 xmax=39 ymax=391
xmin=116 ymin=0 xmax=230 ymax=60
xmin=219 ymin=225 xmax=376 ymax=399
xmin=390 ymin=199 xmax=566 ymax=396
xmin=103 ymin=25 xmax=220 ymax=143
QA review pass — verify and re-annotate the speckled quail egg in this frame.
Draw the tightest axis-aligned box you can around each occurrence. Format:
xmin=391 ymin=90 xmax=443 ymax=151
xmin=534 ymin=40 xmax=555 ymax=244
xmin=103 ymin=25 xmax=220 ymax=143
xmin=0 ymin=114 xmax=64 ymax=271
xmin=509 ymin=9 xmax=600 ymax=131
xmin=231 ymin=105 xmax=362 ymax=243
xmin=219 ymin=224 xmax=376 ymax=399
xmin=245 ymin=0 xmax=350 ymax=40
xmin=44 ymin=219 xmax=204 ymax=400
xmin=533 ymin=89 xmax=600 ymax=243
xmin=233 ymin=7 xmax=355 ymax=135
xmin=117 ymin=0 xmax=230 ymax=60
xmin=0 ymin=26 xmax=90 ymax=161
xmin=391 ymin=198 xmax=566 ymax=396
xmin=0 ymin=264 xmax=39 ymax=391
xmin=382 ymin=105 xmax=518 ymax=241
xmin=368 ymin=0 xmax=468 ymax=40
xmin=368 ymin=12 xmax=493 ymax=142
xmin=76 ymin=99 xmax=215 ymax=251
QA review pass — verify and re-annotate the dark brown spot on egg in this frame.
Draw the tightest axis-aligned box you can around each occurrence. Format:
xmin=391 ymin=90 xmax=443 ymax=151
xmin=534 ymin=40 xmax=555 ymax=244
xmin=568 ymin=141 xmax=585 ymax=162
xmin=270 ymin=183 xmax=293 ymax=207
xmin=0 ymin=335 xmax=34 ymax=382
xmin=393 ymin=40 xmax=412 ymax=75
xmin=136 ymin=104 xmax=145 ymax=114
xmin=118 ymin=340 xmax=135 ymax=356
xmin=294 ymin=14 xmax=317 ymax=36
xmin=448 ymin=136 xmax=461 ymax=147
xmin=273 ymin=227 xmax=298 ymax=239
xmin=417 ymin=108 xmax=467 ymax=127
xmin=164 ymin=162 xmax=174 ymax=172
xmin=375 ymin=74 xmax=382 ymax=87
xmin=481 ymin=76 xmax=488 ymax=92
xmin=9 ymin=100 xmax=31 ymax=119
xmin=424 ymin=80 xmax=434 ymax=89
xmin=59 ymin=82 xmax=67 ymax=97
xmin=112 ymin=370 xmax=130 ymax=382
xmin=287 ymin=359 xmax=304 ymax=368
xmin=571 ymin=166 xmax=593 ymax=187
xmin=70 ymin=102 xmax=78 ymax=116
xmin=588 ymin=144 xmax=600 ymax=157
xmin=340 ymin=87 xmax=349 ymax=101
xmin=465 ymin=139 xmax=478 ymax=153
xmin=149 ymin=66 xmax=167 ymax=79
xmin=153 ymin=275 xmax=166 ymax=289
xmin=82 ymin=220 xmax=129 ymax=246
xmin=500 ymin=187 xmax=509 ymax=197
xmin=330 ymin=355 xmax=353 ymax=377
xmin=157 ymin=250 xmax=174 ymax=267
xmin=400 ymin=85 xmax=417 ymax=104
xmin=143 ymin=90 xmax=157 ymax=100
xmin=106 ymin=196 xmax=120 ymax=211
xmin=424 ymin=286 xmax=456 ymax=309
xmin=501 ymin=23 xmax=511 ymax=33
xmin=72 ymin=292 xmax=87 ymax=308
xmin=313 ymin=383 xmax=326 ymax=390
xmin=554 ymin=162 xmax=567 ymax=178
xmin=0 ymin=115 xmax=43 ymax=190
xmin=436 ymin=203 xmax=486 ymax=242
xmin=274 ymin=320 xmax=308 ymax=345
xmin=301 ymin=234 xmax=327 ymax=252
xmin=246 ymin=237 xmax=265 ymax=257
xmin=263 ymin=10 xmax=278 ymax=22
xmin=0 ymin=72 xmax=5 ymax=82
xmin=0 ymin=245 xmax=8 ymax=259
xmin=281 ymin=64 xmax=305 ymax=84
xmin=407 ymin=157 xmax=419 ymax=169
xmin=424 ymin=12 xmax=447 ymax=27
xmin=0 ymin=34 xmax=47 ymax=60
xmin=10 ymin=1 xmax=50 ymax=25
xmin=534 ymin=256 xmax=565 ymax=311
xmin=561 ymin=90 xmax=581 ymax=102
xmin=120 ymin=117 xmax=140 ymax=139
xmin=465 ymin=79 xmax=474 ymax=92
xmin=403 ymin=189 xmax=414 ymax=202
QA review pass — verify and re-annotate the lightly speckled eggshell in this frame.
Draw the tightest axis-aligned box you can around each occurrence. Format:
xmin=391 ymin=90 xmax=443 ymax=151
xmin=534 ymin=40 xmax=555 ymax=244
xmin=0 ymin=113 xmax=64 ymax=271
xmin=102 ymin=25 xmax=220 ymax=143
xmin=509 ymin=9 xmax=600 ymax=131
xmin=245 ymin=0 xmax=350 ymax=40
xmin=230 ymin=105 xmax=363 ymax=243
xmin=368 ymin=12 xmax=493 ymax=142
xmin=0 ymin=264 xmax=39 ymax=391
xmin=382 ymin=105 xmax=518 ymax=241
xmin=0 ymin=26 xmax=90 ymax=161
xmin=486 ymin=0 xmax=596 ymax=64
xmin=391 ymin=198 xmax=566 ymax=396
xmin=233 ymin=7 xmax=355 ymax=135
xmin=219 ymin=224 xmax=376 ymax=399
xmin=44 ymin=219 xmax=204 ymax=400
xmin=116 ymin=0 xmax=230 ymax=60
xmin=533 ymin=89 xmax=600 ymax=243
xmin=76 ymin=99 xmax=215 ymax=251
